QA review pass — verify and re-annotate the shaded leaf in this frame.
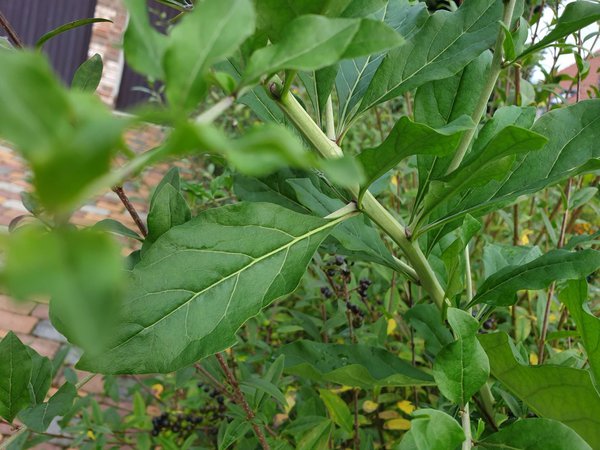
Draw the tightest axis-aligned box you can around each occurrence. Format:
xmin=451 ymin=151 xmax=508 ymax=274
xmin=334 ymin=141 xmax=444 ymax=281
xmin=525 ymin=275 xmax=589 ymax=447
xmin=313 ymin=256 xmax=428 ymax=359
xmin=19 ymin=383 xmax=77 ymax=433
xmin=0 ymin=333 xmax=35 ymax=422
xmin=92 ymin=219 xmax=142 ymax=241
xmin=71 ymin=54 xmax=103 ymax=92
xmin=479 ymin=332 xmax=600 ymax=449
xmin=558 ymin=280 xmax=600 ymax=393
xmin=359 ymin=0 xmax=502 ymax=113
xmin=405 ymin=304 xmax=453 ymax=356
xmin=476 ymin=418 xmax=591 ymax=450
xmin=278 ymin=340 xmax=434 ymax=389
xmin=35 ymin=18 xmax=111 ymax=49
xmin=470 ymin=249 xmax=600 ymax=307
xmin=319 ymin=389 xmax=353 ymax=434
xmin=78 ymin=203 xmax=345 ymax=373
xmin=398 ymin=409 xmax=465 ymax=450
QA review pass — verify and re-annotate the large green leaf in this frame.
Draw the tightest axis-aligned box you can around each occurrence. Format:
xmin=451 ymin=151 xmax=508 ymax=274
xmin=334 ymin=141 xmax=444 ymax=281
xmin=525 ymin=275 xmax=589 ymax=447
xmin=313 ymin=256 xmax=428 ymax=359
xmin=0 ymin=333 xmax=51 ymax=422
xmin=356 ymin=115 xmax=473 ymax=202
xmin=470 ymin=249 xmax=600 ymax=307
xmin=422 ymin=100 xmax=600 ymax=234
xmin=516 ymin=1 xmax=600 ymax=60
xmin=398 ymin=409 xmax=465 ymax=450
xmin=78 ymin=202 xmax=345 ymax=374
xmin=0 ymin=51 xmax=126 ymax=211
xmin=433 ymin=308 xmax=489 ymax=405
xmin=278 ymin=340 xmax=434 ymax=389
xmin=358 ymin=0 xmax=502 ymax=113
xmin=243 ymin=15 xmax=403 ymax=85
xmin=19 ymin=383 xmax=77 ymax=433
xmin=164 ymin=0 xmax=255 ymax=110
xmin=559 ymin=280 xmax=600 ymax=393
xmin=481 ymin=243 xmax=542 ymax=280
xmin=418 ymin=125 xmax=548 ymax=227
xmin=413 ymin=51 xmax=492 ymax=203
xmin=123 ymin=0 xmax=168 ymax=78
xmin=405 ymin=304 xmax=453 ymax=356
xmin=336 ymin=0 xmax=428 ymax=127
xmin=476 ymin=418 xmax=591 ymax=450
xmin=319 ymin=389 xmax=353 ymax=434
xmin=479 ymin=332 xmax=600 ymax=449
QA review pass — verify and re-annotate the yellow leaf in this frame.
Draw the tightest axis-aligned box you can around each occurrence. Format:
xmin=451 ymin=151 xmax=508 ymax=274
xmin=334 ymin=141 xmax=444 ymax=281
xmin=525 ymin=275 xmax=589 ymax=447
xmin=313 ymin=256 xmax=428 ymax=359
xmin=387 ymin=318 xmax=397 ymax=335
xmin=284 ymin=389 xmax=297 ymax=414
xmin=529 ymin=352 xmax=539 ymax=365
xmin=362 ymin=400 xmax=379 ymax=413
xmin=379 ymin=410 xmax=399 ymax=419
xmin=86 ymin=430 xmax=96 ymax=441
xmin=331 ymin=385 xmax=353 ymax=394
xmin=391 ymin=175 xmax=399 ymax=186
xmin=397 ymin=400 xmax=415 ymax=415
xmin=384 ymin=418 xmax=411 ymax=430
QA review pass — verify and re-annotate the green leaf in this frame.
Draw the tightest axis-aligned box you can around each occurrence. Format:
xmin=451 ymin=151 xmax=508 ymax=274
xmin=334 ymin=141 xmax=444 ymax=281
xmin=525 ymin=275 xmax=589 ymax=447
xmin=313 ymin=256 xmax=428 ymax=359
xmin=27 ymin=348 xmax=52 ymax=406
xmin=359 ymin=0 xmax=502 ymax=113
xmin=413 ymin=51 xmax=492 ymax=207
xmin=279 ymin=340 xmax=434 ymax=389
xmin=0 ymin=51 xmax=126 ymax=211
xmin=92 ymin=219 xmax=142 ymax=241
xmin=516 ymin=1 xmax=600 ymax=60
xmin=418 ymin=126 xmax=548 ymax=226
xmin=71 ymin=54 xmax=103 ymax=92
xmin=243 ymin=15 xmax=403 ymax=85
xmin=19 ymin=383 xmax=77 ymax=433
xmin=476 ymin=418 xmax=591 ymax=450
xmin=78 ymin=202 xmax=345 ymax=374
xmin=319 ymin=389 xmax=353 ymax=434
xmin=423 ymin=100 xmax=600 ymax=234
xmin=405 ymin=304 xmax=453 ymax=356
xmin=356 ymin=115 xmax=473 ymax=203
xmin=241 ymin=377 xmax=287 ymax=406
xmin=3 ymin=228 xmax=124 ymax=355
xmin=470 ymin=249 xmax=600 ymax=307
xmin=298 ymin=65 xmax=339 ymax=124
xmin=218 ymin=418 xmax=251 ymax=450
xmin=288 ymin=416 xmax=332 ymax=450
xmin=336 ymin=0 xmax=428 ymax=127
xmin=0 ymin=333 xmax=35 ymax=422
xmin=479 ymin=332 xmax=600 ymax=449
xmin=558 ymin=280 xmax=600 ymax=393
xmin=123 ymin=0 xmax=168 ymax=78
xmin=164 ymin=0 xmax=255 ymax=110
xmin=482 ymin=243 xmax=542 ymax=280
xmin=146 ymin=184 xmax=192 ymax=244
xmin=35 ymin=18 xmax=112 ymax=49
xmin=446 ymin=307 xmax=479 ymax=338
xmin=433 ymin=335 xmax=489 ymax=405
xmin=398 ymin=409 xmax=465 ymax=450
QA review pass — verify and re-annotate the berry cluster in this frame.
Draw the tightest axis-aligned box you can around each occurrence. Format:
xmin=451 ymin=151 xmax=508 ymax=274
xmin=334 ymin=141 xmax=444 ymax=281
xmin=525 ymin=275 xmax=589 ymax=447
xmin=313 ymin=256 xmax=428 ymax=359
xmin=345 ymin=300 xmax=365 ymax=328
xmin=357 ymin=278 xmax=372 ymax=300
xmin=150 ymin=384 xmax=226 ymax=441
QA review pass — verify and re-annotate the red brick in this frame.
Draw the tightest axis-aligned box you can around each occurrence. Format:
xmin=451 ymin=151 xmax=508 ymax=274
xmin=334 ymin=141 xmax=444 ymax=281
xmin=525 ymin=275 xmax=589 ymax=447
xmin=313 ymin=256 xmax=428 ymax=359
xmin=31 ymin=303 xmax=50 ymax=320
xmin=0 ymin=310 xmax=38 ymax=333
xmin=28 ymin=337 xmax=60 ymax=358
xmin=0 ymin=295 xmax=35 ymax=315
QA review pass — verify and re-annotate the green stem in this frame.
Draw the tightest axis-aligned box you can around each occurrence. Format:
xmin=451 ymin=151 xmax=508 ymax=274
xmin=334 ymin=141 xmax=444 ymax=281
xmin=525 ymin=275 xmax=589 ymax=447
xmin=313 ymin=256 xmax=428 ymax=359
xmin=269 ymin=83 xmax=445 ymax=309
xmin=445 ymin=0 xmax=518 ymax=175
xmin=325 ymin=95 xmax=336 ymax=140
xmin=462 ymin=402 xmax=472 ymax=450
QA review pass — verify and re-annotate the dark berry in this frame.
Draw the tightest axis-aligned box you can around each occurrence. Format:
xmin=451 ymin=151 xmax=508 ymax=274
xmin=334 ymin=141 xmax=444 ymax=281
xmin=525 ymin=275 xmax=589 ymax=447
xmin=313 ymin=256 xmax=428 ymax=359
xmin=327 ymin=268 xmax=336 ymax=277
xmin=172 ymin=424 xmax=181 ymax=433
xmin=335 ymin=255 xmax=345 ymax=266
xmin=151 ymin=429 xmax=159 ymax=437
xmin=217 ymin=395 xmax=224 ymax=404
xmin=320 ymin=286 xmax=333 ymax=298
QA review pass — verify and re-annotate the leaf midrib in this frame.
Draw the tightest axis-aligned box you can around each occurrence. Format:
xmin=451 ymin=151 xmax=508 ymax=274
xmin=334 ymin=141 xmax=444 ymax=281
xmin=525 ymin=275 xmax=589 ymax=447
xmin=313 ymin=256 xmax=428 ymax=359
xmin=107 ymin=216 xmax=344 ymax=352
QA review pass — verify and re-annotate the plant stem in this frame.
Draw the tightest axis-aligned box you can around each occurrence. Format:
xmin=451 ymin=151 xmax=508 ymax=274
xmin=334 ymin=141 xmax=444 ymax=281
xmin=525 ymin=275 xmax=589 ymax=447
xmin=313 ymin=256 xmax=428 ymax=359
xmin=0 ymin=374 xmax=96 ymax=450
xmin=461 ymin=403 xmax=472 ymax=450
xmin=446 ymin=0 xmax=518 ymax=174
xmin=112 ymin=186 xmax=148 ymax=237
xmin=215 ymin=353 xmax=271 ymax=450
xmin=0 ymin=9 xmax=23 ymax=48
xmin=462 ymin=245 xmax=473 ymax=450
xmin=195 ymin=96 xmax=234 ymax=124
xmin=269 ymin=84 xmax=445 ymax=309
xmin=325 ymin=95 xmax=336 ymax=140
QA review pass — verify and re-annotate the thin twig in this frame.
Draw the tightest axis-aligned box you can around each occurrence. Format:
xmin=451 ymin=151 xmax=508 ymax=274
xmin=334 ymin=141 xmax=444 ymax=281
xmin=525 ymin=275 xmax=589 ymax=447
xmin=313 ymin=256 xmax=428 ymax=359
xmin=112 ymin=186 xmax=148 ymax=237
xmin=215 ymin=353 xmax=271 ymax=450
xmin=0 ymin=9 xmax=23 ymax=48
